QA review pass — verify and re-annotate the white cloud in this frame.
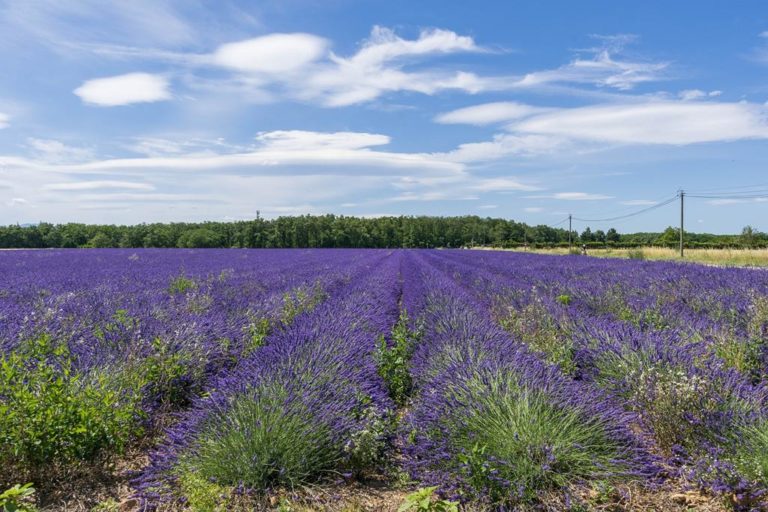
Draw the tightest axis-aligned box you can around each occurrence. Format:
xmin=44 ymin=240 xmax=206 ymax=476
xmin=44 ymin=181 xmax=155 ymax=191
xmin=125 ymin=137 xmax=243 ymax=157
xmin=211 ymin=33 xmax=328 ymax=73
xmin=470 ymin=177 xmax=541 ymax=192
xmin=299 ymin=26 xmax=487 ymax=106
xmin=74 ymin=73 xmax=171 ymax=106
xmin=441 ymin=133 xmax=568 ymax=163
xmin=6 ymin=198 xmax=27 ymax=207
xmin=678 ymin=89 xmax=722 ymax=101
xmin=27 ymin=138 xmax=93 ymax=162
xmin=524 ymin=206 xmax=543 ymax=213
xmin=620 ymin=199 xmax=656 ymax=206
xmin=0 ymin=113 xmax=8 ymax=129
xmin=2 ymin=130 xmax=463 ymax=176
xmin=527 ymin=192 xmax=613 ymax=201
xmin=708 ymin=198 xmax=768 ymax=206
xmin=0 ymin=1 xmax=197 ymax=50
xmin=435 ymin=102 xmax=547 ymax=125
xmin=512 ymin=101 xmax=768 ymax=145
xmin=390 ymin=191 xmax=478 ymax=202
xmin=478 ymin=204 xmax=498 ymax=210
xmin=254 ymin=130 xmax=390 ymax=150
xmin=73 ymin=193 xmax=211 ymax=203
xmin=516 ymin=35 xmax=668 ymax=90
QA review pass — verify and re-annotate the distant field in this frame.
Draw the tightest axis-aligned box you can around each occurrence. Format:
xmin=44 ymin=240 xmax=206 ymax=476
xmin=498 ymin=246 xmax=768 ymax=267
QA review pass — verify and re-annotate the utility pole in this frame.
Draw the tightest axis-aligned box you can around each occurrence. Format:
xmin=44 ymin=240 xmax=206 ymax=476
xmin=679 ymin=190 xmax=684 ymax=258
xmin=568 ymin=214 xmax=572 ymax=251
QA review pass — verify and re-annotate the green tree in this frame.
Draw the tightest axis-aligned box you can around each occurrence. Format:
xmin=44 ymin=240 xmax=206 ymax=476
xmin=87 ymin=232 xmax=113 ymax=248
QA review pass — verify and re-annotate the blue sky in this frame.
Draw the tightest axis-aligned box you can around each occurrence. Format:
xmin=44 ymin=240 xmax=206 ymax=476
xmin=1 ymin=1 xmax=768 ymax=233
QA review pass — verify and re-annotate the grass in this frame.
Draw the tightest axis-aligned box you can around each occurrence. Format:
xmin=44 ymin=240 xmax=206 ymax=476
xmin=496 ymin=246 xmax=768 ymax=267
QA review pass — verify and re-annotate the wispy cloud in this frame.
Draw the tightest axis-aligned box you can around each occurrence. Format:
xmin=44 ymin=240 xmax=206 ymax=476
xmin=620 ymin=199 xmax=656 ymax=206
xmin=526 ymin=192 xmax=613 ymax=200
xmin=435 ymin=102 xmax=548 ymax=125
xmin=0 ymin=1 xmax=197 ymax=50
xmin=678 ymin=89 xmax=722 ymax=101
xmin=469 ymin=177 xmax=541 ymax=192
xmin=44 ymin=181 xmax=155 ymax=191
xmin=516 ymin=34 xmax=669 ymax=91
xmin=27 ymin=138 xmax=93 ymax=162
xmin=0 ymin=112 xmax=8 ymax=129
xmin=512 ymin=100 xmax=768 ymax=145
xmin=2 ymin=130 xmax=464 ymax=176
xmin=440 ymin=133 xmax=568 ymax=163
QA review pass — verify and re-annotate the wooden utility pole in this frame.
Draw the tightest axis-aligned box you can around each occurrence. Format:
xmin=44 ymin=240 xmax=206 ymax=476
xmin=679 ymin=190 xmax=684 ymax=258
xmin=568 ymin=214 xmax=572 ymax=251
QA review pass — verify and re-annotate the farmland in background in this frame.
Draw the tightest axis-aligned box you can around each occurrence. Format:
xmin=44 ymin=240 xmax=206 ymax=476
xmin=2 ymin=249 xmax=768 ymax=511
xmin=501 ymin=246 xmax=768 ymax=267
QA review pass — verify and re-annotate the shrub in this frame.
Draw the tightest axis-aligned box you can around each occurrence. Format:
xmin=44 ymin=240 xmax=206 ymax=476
xmin=626 ymin=249 xmax=645 ymax=260
xmin=138 ymin=337 xmax=205 ymax=408
xmin=0 ymin=335 xmax=143 ymax=480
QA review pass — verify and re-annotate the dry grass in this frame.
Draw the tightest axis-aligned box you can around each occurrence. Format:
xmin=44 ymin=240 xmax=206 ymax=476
xmin=495 ymin=246 xmax=768 ymax=267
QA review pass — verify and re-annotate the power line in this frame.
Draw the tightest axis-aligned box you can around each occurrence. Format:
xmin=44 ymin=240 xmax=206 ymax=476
xmin=687 ymin=193 xmax=768 ymax=200
xmin=572 ymin=195 xmax=678 ymax=223
xmin=686 ymin=183 xmax=768 ymax=194
xmin=549 ymin=217 xmax=570 ymax=228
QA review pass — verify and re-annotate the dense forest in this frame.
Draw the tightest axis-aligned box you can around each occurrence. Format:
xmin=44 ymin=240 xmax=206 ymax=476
xmin=0 ymin=216 xmax=763 ymax=249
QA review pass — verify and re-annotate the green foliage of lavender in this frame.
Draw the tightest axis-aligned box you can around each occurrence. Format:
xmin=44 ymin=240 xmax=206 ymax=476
xmin=445 ymin=373 xmax=634 ymax=504
xmin=178 ymin=383 xmax=340 ymax=490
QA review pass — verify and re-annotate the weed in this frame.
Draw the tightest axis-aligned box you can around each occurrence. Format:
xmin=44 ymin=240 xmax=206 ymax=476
xmin=497 ymin=298 xmax=576 ymax=375
xmin=168 ymin=274 xmax=196 ymax=295
xmin=397 ymin=487 xmax=458 ymax=512
xmin=0 ymin=483 xmax=35 ymax=512
xmin=376 ymin=311 xmax=421 ymax=406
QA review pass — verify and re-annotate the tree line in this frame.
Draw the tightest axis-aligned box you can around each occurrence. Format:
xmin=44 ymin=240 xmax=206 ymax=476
xmin=0 ymin=216 xmax=763 ymax=249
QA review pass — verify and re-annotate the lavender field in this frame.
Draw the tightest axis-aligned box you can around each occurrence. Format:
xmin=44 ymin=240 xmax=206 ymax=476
xmin=3 ymin=249 xmax=768 ymax=511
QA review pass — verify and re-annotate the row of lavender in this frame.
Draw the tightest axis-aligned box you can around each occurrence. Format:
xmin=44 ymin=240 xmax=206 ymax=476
xmin=136 ymin=250 xmax=404 ymax=508
xmin=407 ymin=250 xmax=768 ymax=508
xmin=0 ymin=249 xmax=386 ymax=490
xmin=397 ymin=251 xmax=656 ymax=508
